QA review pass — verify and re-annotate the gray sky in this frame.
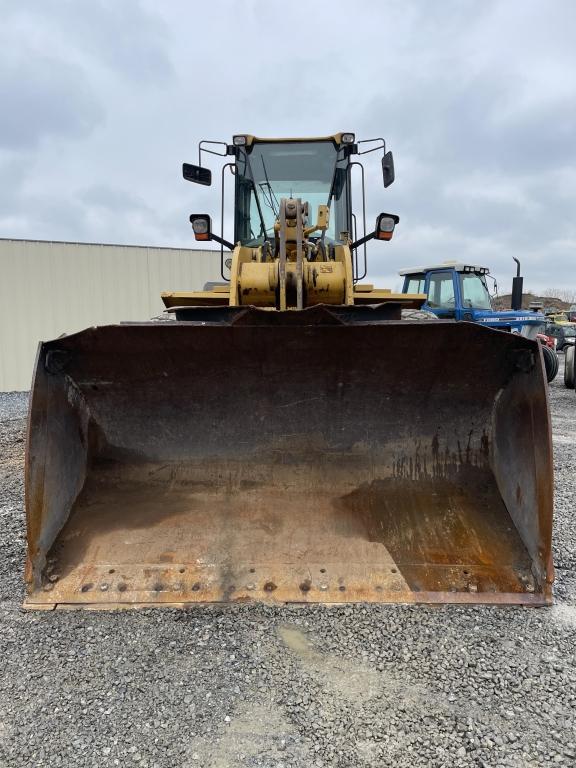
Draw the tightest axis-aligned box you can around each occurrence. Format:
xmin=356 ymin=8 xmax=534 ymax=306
xmin=1 ymin=0 xmax=575 ymax=294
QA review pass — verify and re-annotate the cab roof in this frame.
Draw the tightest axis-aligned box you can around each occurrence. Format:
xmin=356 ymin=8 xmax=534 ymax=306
xmin=399 ymin=262 xmax=489 ymax=276
xmin=234 ymin=133 xmax=352 ymax=147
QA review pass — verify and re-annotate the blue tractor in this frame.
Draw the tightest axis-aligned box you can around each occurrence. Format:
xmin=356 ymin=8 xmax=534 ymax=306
xmin=399 ymin=260 xmax=559 ymax=381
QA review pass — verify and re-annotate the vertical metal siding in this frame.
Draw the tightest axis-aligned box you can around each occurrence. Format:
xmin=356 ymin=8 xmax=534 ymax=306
xmin=0 ymin=239 xmax=221 ymax=391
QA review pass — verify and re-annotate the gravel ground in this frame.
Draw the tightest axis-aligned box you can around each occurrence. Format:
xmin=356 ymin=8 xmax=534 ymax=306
xmin=1 ymin=361 xmax=575 ymax=768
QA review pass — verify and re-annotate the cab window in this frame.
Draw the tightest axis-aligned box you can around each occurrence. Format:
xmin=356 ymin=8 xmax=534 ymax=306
xmin=405 ymin=274 xmax=426 ymax=293
xmin=427 ymin=271 xmax=455 ymax=308
xmin=459 ymin=273 xmax=492 ymax=310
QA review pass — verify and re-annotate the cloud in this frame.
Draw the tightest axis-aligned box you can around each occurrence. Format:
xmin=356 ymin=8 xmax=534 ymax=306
xmin=2 ymin=0 xmax=173 ymax=85
xmin=0 ymin=54 xmax=104 ymax=151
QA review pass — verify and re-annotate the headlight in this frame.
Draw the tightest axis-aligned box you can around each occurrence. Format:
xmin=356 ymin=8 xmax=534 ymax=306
xmin=192 ymin=218 xmax=209 ymax=235
xmin=379 ymin=216 xmax=396 ymax=232
xmin=189 ymin=214 xmax=211 ymax=240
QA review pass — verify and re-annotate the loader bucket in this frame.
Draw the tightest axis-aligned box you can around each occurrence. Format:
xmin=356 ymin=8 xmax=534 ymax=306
xmin=24 ymin=307 xmax=554 ymax=609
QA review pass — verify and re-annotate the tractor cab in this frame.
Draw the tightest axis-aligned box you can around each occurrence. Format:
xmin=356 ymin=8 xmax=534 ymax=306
xmin=400 ymin=262 xmax=545 ymax=338
xmin=400 ymin=263 xmax=492 ymax=320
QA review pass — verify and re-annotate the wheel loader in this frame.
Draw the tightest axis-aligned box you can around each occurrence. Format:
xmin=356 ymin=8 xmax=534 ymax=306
xmin=24 ymin=132 xmax=554 ymax=609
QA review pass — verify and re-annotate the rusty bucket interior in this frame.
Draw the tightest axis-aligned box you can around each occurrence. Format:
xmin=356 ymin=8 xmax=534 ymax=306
xmin=24 ymin=312 xmax=554 ymax=608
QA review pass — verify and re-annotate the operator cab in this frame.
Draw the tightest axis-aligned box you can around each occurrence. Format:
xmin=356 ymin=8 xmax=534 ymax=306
xmin=182 ymin=131 xmax=397 ymax=287
xmin=233 ymin=136 xmax=352 ymax=247
xmin=400 ymin=263 xmax=492 ymax=320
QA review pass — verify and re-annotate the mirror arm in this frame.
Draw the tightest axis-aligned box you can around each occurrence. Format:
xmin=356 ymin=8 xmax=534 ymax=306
xmin=355 ymin=138 xmax=386 ymax=156
xmin=210 ymin=233 xmax=235 ymax=251
xmin=198 ymin=140 xmax=229 ymax=165
xmin=351 ymin=231 xmax=375 ymax=250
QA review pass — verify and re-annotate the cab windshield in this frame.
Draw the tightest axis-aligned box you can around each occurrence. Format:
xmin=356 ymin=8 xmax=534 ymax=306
xmin=234 ymin=141 xmax=350 ymax=246
xmin=459 ymin=273 xmax=492 ymax=310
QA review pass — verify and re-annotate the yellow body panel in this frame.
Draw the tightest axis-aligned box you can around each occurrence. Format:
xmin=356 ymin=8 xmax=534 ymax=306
xmin=238 ymin=262 xmax=277 ymax=306
xmin=333 ymin=244 xmax=355 ymax=305
xmin=303 ymin=262 xmax=346 ymax=305
xmin=162 ymin=291 xmax=229 ymax=307
xmin=162 ymin=288 xmax=426 ymax=310
xmin=229 ymin=245 xmax=256 ymax=306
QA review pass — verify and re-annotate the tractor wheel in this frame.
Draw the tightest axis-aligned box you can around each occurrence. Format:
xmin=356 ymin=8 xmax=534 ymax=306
xmin=565 ymin=345 xmax=575 ymax=388
xmin=542 ymin=344 xmax=559 ymax=383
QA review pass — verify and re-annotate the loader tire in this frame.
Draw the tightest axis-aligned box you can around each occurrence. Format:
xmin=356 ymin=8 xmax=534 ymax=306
xmin=565 ymin=345 xmax=575 ymax=388
xmin=401 ymin=309 xmax=438 ymax=321
xmin=542 ymin=344 xmax=558 ymax=383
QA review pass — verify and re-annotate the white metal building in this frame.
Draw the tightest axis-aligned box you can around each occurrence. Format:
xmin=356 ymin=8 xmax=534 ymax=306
xmin=0 ymin=238 xmax=221 ymax=391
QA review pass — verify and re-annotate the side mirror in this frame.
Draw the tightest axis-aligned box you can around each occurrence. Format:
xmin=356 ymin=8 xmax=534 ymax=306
xmin=382 ymin=151 xmax=395 ymax=188
xmin=375 ymin=212 xmax=400 ymax=241
xmin=183 ymin=163 xmax=212 ymax=186
xmin=189 ymin=214 xmax=212 ymax=241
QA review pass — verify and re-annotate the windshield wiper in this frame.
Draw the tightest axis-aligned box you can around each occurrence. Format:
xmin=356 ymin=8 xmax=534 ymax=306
xmin=240 ymin=148 xmax=268 ymax=239
xmin=259 ymin=157 xmax=279 ymax=217
xmin=326 ymin=145 xmax=345 ymax=209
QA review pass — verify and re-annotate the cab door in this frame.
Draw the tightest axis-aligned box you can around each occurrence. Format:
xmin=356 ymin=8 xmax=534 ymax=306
xmin=424 ymin=270 xmax=459 ymax=319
